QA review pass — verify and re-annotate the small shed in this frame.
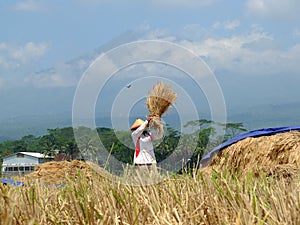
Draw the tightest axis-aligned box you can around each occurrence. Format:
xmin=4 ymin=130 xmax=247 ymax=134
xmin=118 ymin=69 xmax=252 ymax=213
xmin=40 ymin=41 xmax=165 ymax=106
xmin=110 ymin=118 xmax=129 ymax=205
xmin=1 ymin=152 xmax=54 ymax=177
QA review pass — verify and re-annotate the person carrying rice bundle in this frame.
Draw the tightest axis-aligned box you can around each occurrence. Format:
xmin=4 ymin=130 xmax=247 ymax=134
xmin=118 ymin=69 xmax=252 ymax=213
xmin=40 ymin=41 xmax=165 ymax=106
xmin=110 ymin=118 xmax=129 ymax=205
xmin=130 ymin=81 xmax=177 ymax=168
xmin=131 ymin=118 xmax=164 ymax=166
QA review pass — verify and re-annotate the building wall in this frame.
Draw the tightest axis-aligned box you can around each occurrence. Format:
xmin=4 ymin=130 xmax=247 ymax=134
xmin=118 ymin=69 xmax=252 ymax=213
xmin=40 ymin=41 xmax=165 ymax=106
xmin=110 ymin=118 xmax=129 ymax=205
xmin=1 ymin=153 xmax=51 ymax=177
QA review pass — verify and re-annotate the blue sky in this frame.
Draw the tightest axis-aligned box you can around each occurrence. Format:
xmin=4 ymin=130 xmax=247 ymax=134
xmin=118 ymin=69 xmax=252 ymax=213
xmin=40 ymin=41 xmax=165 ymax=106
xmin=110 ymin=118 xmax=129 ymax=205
xmin=1 ymin=0 xmax=300 ymax=87
xmin=0 ymin=0 xmax=300 ymax=136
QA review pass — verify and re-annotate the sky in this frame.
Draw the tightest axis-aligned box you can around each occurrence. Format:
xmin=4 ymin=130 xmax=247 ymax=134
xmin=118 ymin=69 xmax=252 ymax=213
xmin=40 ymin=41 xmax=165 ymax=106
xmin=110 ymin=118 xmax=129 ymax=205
xmin=1 ymin=0 xmax=300 ymax=137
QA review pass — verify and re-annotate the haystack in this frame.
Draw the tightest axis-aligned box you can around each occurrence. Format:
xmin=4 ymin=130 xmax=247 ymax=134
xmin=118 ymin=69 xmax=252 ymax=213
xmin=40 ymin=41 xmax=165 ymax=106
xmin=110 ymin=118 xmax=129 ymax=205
xmin=203 ymin=131 xmax=300 ymax=179
xmin=146 ymin=82 xmax=177 ymax=130
xmin=25 ymin=160 xmax=92 ymax=184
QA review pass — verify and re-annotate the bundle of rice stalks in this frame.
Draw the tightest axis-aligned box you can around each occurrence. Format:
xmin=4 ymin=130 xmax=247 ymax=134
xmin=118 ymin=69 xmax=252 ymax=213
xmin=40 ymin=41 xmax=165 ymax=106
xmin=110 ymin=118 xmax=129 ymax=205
xmin=146 ymin=82 xmax=177 ymax=130
xmin=25 ymin=160 xmax=92 ymax=184
xmin=203 ymin=131 xmax=300 ymax=179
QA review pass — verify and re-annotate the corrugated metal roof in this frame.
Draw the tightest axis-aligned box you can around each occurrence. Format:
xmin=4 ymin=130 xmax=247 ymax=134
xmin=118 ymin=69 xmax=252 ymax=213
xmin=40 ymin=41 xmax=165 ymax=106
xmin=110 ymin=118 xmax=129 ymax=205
xmin=19 ymin=152 xmax=51 ymax=158
xmin=2 ymin=152 xmax=54 ymax=159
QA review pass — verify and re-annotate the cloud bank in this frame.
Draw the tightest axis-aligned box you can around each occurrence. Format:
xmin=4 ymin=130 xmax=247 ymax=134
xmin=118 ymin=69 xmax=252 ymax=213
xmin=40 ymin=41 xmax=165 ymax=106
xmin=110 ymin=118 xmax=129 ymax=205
xmin=0 ymin=42 xmax=48 ymax=67
xmin=1 ymin=25 xmax=300 ymax=89
xmin=245 ymin=0 xmax=300 ymax=19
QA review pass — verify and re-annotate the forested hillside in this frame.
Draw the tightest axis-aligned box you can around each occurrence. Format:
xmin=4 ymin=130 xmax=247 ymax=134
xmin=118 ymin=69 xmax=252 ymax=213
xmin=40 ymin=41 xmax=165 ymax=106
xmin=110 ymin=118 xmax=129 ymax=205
xmin=0 ymin=120 xmax=247 ymax=170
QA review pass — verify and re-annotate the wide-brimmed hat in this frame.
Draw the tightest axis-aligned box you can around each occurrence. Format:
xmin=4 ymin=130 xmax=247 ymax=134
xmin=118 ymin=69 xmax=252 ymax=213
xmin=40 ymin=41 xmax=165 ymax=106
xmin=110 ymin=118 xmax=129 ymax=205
xmin=130 ymin=118 xmax=144 ymax=130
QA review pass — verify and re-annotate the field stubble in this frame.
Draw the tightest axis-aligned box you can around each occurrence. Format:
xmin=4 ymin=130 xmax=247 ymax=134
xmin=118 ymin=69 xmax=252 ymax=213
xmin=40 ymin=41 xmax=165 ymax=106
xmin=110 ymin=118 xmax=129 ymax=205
xmin=1 ymin=131 xmax=300 ymax=224
xmin=0 ymin=166 xmax=299 ymax=225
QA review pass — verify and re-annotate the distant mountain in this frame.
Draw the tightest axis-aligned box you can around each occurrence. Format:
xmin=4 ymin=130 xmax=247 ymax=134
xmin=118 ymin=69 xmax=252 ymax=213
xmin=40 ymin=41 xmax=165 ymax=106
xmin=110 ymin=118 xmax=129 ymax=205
xmin=33 ymin=29 xmax=146 ymax=84
xmin=0 ymin=136 xmax=11 ymax=142
xmin=1 ymin=29 xmax=300 ymax=141
xmin=0 ymin=112 xmax=72 ymax=141
xmin=228 ymin=102 xmax=300 ymax=130
xmin=1 ymin=101 xmax=299 ymax=141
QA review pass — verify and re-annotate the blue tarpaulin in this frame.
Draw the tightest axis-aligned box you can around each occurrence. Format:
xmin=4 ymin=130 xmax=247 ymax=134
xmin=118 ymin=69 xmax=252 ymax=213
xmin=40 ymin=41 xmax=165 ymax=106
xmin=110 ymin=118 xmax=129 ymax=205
xmin=200 ymin=126 xmax=300 ymax=166
xmin=1 ymin=178 xmax=24 ymax=186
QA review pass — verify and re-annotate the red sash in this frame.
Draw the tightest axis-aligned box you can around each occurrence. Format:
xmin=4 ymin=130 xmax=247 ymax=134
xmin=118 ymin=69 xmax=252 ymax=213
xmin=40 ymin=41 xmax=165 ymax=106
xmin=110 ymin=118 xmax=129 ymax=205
xmin=135 ymin=137 xmax=140 ymax=157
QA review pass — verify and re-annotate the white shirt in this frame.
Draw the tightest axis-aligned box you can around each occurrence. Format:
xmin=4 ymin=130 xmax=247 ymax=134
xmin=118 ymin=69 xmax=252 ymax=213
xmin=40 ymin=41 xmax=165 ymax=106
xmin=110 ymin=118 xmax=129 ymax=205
xmin=131 ymin=120 xmax=164 ymax=165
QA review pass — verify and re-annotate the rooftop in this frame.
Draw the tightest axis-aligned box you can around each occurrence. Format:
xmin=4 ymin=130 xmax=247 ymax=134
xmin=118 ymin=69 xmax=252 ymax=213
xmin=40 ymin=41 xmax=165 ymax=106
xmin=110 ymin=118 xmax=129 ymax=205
xmin=20 ymin=152 xmax=54 ymax=158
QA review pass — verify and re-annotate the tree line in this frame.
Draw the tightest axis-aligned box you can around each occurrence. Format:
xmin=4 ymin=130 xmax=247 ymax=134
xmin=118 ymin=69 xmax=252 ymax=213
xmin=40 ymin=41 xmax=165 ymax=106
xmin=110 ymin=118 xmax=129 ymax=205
xmin=0 ymin=120 xmax=247 ymax=168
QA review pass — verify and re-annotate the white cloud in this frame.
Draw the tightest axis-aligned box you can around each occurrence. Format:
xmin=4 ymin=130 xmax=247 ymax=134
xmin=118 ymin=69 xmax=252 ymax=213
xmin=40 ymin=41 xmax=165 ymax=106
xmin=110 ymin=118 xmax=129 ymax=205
xmin=293 ymin=29 xmax=300 ymax=38
xmin=176 ymin=30 xmax=300 ymax=76
xmin=11 ymin=42 xmax=48 ymax=63
xmin=0 ymin=42 xmax=49 ymax=89
xmin=140 ymin=28 xmax=175 ymax=41
xmin=212 ymin=20 xmax=240 ymax=30
xmin=0 ymin=42 xmax=48 ymax=69
xmin=245 ymin=0 xmax=300 ymax=19
xmin=0 ymin=43 xmax=20 ymax=70
xmin=224 ymin=20 xmax=240 ymax=30
xmin=283 ymin=44 xmax=300 ymax=74
xmin=85 ymin=26 xmax=300 ymax=79
xmin=180 ymin=31 xmax=272 ymax=57
xmin=24 ymin=63 xmax=79 ymax=88
xmin=12 ymin=0 xmax=45 ymax=12
xmin=0 ymin=54 xmax=13 ymax=70
xmin=24 ymin=73 xmax=76 ymax=88
xmin=5 ymin=26 xmax=299 ymax=90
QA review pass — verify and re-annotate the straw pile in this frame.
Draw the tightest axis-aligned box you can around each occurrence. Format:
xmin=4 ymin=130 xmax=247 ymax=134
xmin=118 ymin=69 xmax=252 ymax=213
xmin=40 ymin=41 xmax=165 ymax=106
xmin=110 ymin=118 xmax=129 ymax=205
xmin=203 ymin=131 xmax=300 ymax=179
xmin=25 ymin=160 xmax=92 ymax=184
xmin=146 ymin=82 xmax=177 ymax=130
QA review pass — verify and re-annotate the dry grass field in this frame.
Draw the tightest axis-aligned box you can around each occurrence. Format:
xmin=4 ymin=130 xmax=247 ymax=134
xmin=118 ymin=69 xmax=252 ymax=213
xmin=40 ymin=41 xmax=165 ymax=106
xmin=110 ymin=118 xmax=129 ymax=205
xmin=1 ymin=166 xmax=299 ymax=225
xmin=1 ymin=131 xmax=300 ymax=224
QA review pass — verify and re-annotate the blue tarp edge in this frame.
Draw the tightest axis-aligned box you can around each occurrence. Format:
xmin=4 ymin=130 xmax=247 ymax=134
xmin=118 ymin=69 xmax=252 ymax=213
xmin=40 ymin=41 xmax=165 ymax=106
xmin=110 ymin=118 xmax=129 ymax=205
xmin=1 ymin=178 xmax=24 ymax=186
xmin=200 ymin=125 xmax=300 ymax=166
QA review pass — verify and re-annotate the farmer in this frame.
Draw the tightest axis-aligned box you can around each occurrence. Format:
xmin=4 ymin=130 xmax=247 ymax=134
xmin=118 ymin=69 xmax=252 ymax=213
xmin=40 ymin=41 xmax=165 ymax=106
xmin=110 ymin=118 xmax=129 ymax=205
xmin=130 ymin=118 xmax=164 ymax=167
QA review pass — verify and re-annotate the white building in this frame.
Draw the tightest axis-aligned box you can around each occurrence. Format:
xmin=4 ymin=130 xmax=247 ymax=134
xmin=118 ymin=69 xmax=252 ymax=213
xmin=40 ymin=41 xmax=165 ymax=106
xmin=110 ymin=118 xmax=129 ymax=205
xmin=2 ymin=152 xmax=54 ymax=177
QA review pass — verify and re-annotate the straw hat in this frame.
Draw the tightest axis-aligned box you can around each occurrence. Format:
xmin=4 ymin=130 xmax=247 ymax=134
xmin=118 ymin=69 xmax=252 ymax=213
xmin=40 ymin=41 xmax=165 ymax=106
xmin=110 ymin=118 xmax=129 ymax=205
xmin=130 ymin=118 xmax=144 ymax=130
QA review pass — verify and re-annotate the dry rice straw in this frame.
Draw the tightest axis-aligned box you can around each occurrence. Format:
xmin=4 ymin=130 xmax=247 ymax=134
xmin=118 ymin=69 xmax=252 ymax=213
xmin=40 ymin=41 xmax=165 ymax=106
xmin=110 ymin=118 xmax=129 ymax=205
xmin=203 ymin=131 xmax=300 ymax=179
xmin=146 ymin=82 xmax=177 ymax=130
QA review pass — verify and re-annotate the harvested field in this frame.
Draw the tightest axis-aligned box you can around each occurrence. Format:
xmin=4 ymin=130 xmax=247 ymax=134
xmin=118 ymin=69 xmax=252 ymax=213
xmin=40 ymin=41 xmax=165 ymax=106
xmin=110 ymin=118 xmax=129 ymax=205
xmin=203 ymin=131 xmax=300 ymax=178
xmin=24 ymin=160 xmax=160 ymax=185
xmin=24 ymin=131 xmax=300 ymax=184
xmin=1 ymin=167 xmax=300 ymax=224
xmin=1 ymin=133 xmax=300 ymax=224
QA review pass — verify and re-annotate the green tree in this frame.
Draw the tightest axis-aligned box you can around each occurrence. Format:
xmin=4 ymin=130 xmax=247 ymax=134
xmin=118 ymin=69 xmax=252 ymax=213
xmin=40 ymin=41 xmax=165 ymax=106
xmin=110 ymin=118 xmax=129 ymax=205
xmin=74 ymin=126 xmax=99 ymax=161
xmin=223 ymin=122 xmax=247 ymax=140
xmin=155 ymin=126 xmax=180 ymax=162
